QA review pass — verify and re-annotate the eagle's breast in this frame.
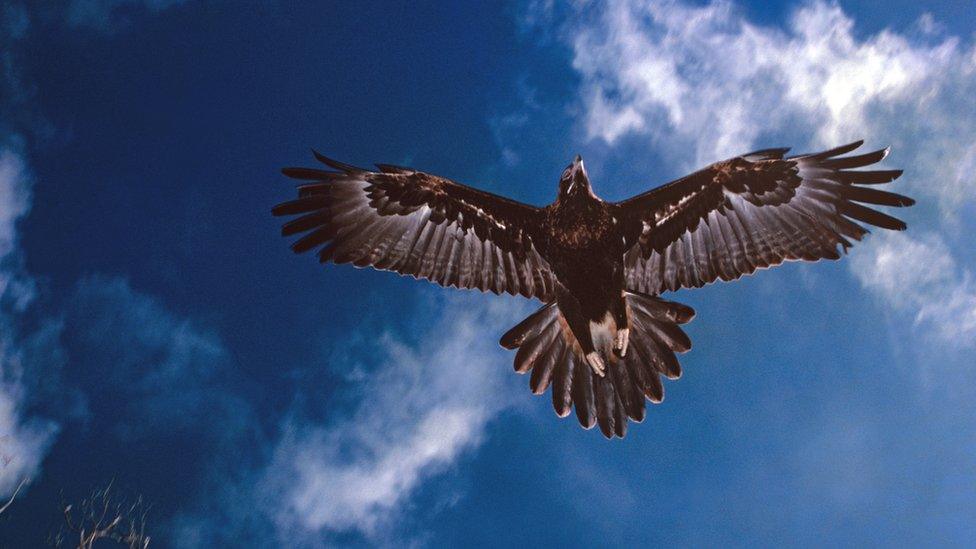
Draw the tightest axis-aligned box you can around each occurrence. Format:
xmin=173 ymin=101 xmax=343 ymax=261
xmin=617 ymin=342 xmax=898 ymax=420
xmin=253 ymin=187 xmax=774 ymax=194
xmin=546 ymin=198 xmax=617 ymax=252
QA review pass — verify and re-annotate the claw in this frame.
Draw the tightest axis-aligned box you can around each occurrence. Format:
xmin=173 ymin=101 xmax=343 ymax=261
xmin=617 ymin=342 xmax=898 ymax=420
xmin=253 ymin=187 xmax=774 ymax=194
xmin=585 ymin=351 xmax=606 ymax=377
xmin=614 ymin=328 xmax=630 ymax=357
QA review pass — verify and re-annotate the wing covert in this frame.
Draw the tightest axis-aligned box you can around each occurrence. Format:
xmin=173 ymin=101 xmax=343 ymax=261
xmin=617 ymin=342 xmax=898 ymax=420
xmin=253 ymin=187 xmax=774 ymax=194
xmin=274 ymin=152 xmax=556 ymax=300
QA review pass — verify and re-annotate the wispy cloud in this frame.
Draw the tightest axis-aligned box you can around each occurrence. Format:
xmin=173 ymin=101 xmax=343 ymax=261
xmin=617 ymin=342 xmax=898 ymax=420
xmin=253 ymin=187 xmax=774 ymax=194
xmin=0 ymin=320 xmax=59 ymax=498
xmin=0 ymin=4 xmax=57 ymax=501
xmin=0 ymin=381 xmax=57 ymax=497
xmin=0 ymin=149 xmax=31 ymax=274
xmin=256 ymin=297 xmax=528 ymax=542
xmin=63 ymin=276 xmax=254 ymax=441
xmin=0 ymin=146 xmax=57 ymax=498
xmin=850 ymin=231 xmax=976 ymax=347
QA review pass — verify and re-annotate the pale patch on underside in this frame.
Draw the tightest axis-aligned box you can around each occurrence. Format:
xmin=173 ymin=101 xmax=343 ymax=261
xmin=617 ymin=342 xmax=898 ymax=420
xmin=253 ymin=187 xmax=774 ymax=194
xmin=653 ymin=186 xmax=706 ymax=226
xmin=586 ymin=312 xmax=620 ymax=376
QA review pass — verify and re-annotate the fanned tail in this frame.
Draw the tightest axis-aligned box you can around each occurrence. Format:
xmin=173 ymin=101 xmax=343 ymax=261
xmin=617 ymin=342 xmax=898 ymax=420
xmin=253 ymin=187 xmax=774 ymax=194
xmin=500 ymin=291 xmax=695 ymax=438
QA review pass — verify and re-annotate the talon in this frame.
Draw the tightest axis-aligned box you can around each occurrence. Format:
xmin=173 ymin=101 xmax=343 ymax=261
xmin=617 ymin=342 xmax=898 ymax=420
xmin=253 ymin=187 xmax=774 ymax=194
xmin=585 ymin=351 xmax=606 ymax=377
xmin=614 ymin=328 xmax=630 ymax=357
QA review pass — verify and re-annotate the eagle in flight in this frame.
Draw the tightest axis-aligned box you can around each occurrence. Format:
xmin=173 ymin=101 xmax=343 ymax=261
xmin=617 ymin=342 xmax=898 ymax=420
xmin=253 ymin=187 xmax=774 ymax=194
xmin=273 ymin=141 xmax=912 ymax=438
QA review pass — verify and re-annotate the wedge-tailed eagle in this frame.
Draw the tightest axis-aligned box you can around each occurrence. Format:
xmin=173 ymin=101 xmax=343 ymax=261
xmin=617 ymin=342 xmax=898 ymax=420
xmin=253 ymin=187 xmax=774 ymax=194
xmin=273 ymin=141 xmax=912 ymax=438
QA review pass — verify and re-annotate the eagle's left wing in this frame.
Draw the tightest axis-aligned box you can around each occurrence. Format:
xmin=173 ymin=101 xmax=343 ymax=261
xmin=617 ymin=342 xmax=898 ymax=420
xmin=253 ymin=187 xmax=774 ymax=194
xmin=616 ymin=141 xmax=914 ymax=294
xmin=274 ymin=152 xmax=556 ymax=300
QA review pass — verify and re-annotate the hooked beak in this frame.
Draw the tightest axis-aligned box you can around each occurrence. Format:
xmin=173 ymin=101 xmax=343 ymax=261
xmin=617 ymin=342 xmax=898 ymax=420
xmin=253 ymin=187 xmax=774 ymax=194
xmin=567 ymin=155 xmax=586 ymax=194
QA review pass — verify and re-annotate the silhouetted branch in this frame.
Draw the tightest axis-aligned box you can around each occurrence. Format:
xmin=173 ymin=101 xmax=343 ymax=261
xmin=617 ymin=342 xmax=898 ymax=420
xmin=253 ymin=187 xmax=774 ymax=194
xmin=0 ymin=477 xmax=28 ymax=515
xmin=53 ymin=482 xmax=150 ymax=549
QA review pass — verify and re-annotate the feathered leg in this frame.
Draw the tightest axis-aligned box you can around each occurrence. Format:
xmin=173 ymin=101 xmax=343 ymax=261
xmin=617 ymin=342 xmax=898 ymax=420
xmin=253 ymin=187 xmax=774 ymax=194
xmin=555 ymin=285 xmax=605 ymax=376
xmin=611 ymin=291 xmax=630 ymax=357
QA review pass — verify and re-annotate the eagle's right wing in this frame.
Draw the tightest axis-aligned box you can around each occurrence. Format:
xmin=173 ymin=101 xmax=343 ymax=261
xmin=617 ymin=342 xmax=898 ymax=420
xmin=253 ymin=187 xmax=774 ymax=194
xmin=616 ymin=141 xmax=914 ymax=294
xmin=274 ymin=152 xmax=556 ymax=300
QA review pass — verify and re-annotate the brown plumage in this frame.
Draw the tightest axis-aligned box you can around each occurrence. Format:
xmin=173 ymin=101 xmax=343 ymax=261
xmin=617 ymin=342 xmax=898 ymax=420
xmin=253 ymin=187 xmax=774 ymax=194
xmin=274 ymin=141 xmax=913 ymax=438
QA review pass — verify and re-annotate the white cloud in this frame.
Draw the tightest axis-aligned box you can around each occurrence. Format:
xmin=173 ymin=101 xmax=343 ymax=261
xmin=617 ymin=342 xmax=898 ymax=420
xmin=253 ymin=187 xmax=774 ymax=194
xmin=0 ymin=365 xmax=58 ymax=497
xmin=0 ymin=145 xmax=57 ymax=498
xmin=258 ymin=297 xmax=528 ymax=541
xmin=270 ymin=406 xmax=486 ymax=536
xmin=850 ymin=232 xmax=976 ymax=346
xmin=560 ymin=0 xmax=976 ymax=214
xmin=0 ymin=4 xmax=59 ymax=501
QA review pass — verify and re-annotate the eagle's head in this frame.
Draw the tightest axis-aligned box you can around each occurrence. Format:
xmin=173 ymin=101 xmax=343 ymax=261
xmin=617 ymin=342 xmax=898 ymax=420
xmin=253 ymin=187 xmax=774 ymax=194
xmin=558 ymin=155 xmax=594 ymax=200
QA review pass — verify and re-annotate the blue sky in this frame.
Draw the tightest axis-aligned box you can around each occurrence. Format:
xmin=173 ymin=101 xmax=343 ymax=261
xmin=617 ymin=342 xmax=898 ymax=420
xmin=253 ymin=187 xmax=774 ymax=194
xmin=1 ymin=1 xmax=975 ymax=547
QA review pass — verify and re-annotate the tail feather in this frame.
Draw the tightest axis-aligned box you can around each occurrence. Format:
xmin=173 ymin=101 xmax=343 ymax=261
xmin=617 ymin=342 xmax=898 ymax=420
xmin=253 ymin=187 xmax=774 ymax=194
xmin=572 ymin=356 xmax=597 ymax=429
xmin=551 ymin=351 xmax=574 ymax=418
xmin=631 ymin=341 xmax=665 ymax=403
xmin=613 ymin=355 xmax=646 ymax=422
xmin=514 ymin=321 xmax=560 ymax=374
xmin=500 ymin=291 xmax=695 ymax=439
xmin=529 ymin=337 xmax=560 ymax=395
xmin=594 ymin=374 xmax=620 ymax=438
xmin=499 ymin=304 xmax=557 ymax=349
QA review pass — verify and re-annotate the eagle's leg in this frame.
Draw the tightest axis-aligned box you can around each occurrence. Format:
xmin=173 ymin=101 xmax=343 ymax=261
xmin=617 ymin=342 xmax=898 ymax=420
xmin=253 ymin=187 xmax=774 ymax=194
xmin=555 ymin=285 xmax=605 ymax=377
xmin=584 ymin=352 xmax=606 ymax=377
xmin=611 ymin=291 xmax=630 ymax=357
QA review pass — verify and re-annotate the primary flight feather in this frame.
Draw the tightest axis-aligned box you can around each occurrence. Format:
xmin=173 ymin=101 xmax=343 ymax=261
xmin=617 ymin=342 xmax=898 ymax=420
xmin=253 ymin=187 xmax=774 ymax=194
xmin=274 ymin=141 xmax=912 ymax=438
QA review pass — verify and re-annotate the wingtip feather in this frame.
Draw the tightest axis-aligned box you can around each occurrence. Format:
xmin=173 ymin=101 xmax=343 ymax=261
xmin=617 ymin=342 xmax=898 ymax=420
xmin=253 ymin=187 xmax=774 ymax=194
xmin=311 ymin=149 xmax=365 ymax=173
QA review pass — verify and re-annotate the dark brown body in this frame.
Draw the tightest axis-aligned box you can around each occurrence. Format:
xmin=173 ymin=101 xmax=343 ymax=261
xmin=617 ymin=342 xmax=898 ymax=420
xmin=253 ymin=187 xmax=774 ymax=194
xmin=540 ymin=162 xmax=629 ymax=356
xmin=544 ymin=195 xmax=625 ymax=319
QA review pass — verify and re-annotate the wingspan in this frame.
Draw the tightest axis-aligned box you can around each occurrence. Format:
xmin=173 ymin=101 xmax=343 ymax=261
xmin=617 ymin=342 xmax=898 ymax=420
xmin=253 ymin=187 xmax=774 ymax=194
xmin=617 ymin=141 xmax=914 ymax=294
xmin=274 ymin=152 xmax=556 ymax=300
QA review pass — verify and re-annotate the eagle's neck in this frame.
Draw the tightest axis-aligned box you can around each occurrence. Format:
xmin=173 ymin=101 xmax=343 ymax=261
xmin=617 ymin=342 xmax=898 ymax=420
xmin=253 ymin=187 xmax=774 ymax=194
xmin=559 ymin=188 xmax=601 ymax=207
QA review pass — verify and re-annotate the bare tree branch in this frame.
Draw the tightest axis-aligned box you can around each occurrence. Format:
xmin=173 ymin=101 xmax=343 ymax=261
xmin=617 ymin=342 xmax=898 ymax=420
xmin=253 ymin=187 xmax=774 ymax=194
xmin=53 ymin=482 xmax=151 ymax=549
xmin=0 ymin=477 xmax=28 ymax=515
